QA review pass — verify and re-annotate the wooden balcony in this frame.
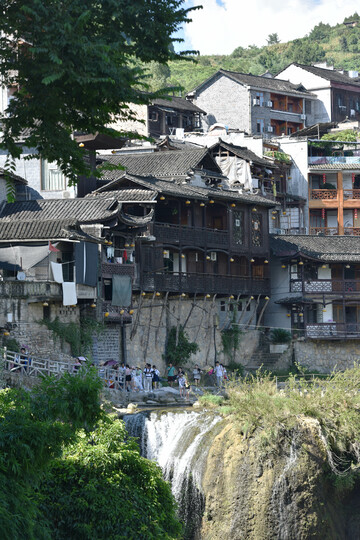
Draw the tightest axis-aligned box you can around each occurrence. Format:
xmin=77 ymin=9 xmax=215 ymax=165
xmin=344 ymin=189 xmax=360 ymax=200
xmin=344 ymin=227 xmax=360 ymax=236
xmin=140 ymin=272 xmax=270 ymax=295
xmin=291 ymin=279 xmax=360 ymax=294
xmin=306 ymin=323 xmax=360 ymax=339
xmin=309 ymin=227 xmax=338 ymax=235
xmin=153 ymin=222 xmax=229 ymax=249
xmin=310 ymin=189 xmax=337 ymax=200
xmin=102 ymin=301 xmax=132 ymax=324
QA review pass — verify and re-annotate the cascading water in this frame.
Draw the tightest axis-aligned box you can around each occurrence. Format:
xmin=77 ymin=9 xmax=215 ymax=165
xmin=124 ymin=410 xmax=222 ymax=540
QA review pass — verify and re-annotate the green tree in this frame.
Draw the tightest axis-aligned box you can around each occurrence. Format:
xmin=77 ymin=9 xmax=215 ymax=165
xmin=308 ymin=22 xmax=331 ymax=42
xmin=40 ymin=419 xmax=182 ymax=540
xmin=0 ymin=0 xmax=200 ymax=184
xmin=286 ymin=39 xmax=325 ymax=64
xmin=339 ymin=35 xmax=348 ymax=51
xmin=165 ymin=326 xmax=199 ymax=366
xmin=267 ymin=33 xmax=280 ymax=45
xmin=0 ymin=367 xmax=103 ymax=538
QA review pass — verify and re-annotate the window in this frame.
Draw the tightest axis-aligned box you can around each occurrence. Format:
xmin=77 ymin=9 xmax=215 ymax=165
xmin=256 ymin=119 xmax=265 ymax=133
xmin=232 ymin=211 xmax=244 ymax=245
xmin=305 ymin=100 xmax=312 ymax=114
xmin=149 ymin=110 xmax=158 ymax=122
xmin=256 ymin=92 xmax=264 ymax=106
xmin=220 ymin=300 xmax=226 ymax=312
xmin=251 ymin=213 xmax=262 ymax=246
xmin=41 ymin=160 xmax=66 ymax=191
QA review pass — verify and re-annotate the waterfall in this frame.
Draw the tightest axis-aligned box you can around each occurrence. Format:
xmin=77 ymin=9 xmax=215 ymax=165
xmin=124 ymin=410 xmax=222 ymax=540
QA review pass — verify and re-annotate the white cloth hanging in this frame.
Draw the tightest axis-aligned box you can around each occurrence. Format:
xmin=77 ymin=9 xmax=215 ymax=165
xmin=50 ymin=262 xmax=64 ymax=283
xmin=62 ymin=282 xmax=77 ymax=306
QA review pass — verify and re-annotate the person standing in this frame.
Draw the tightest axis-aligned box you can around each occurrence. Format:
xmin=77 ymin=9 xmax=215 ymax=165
xmin=143 ymin=363 xmax=153 ymax=392
xmin=192 ymin=364 xmax=202 ymax=386
xmin=125 ymin=364 xmax=132 ymax=392
xmin=178 ymin=372 xmax=186 ymax=398
xmin=214 ymin=361 xmax=224 ymax=387
xmin=166 ymin=363 xmax=176 ymax=387
xmin=152 ymin=365 xmax=160 ymax=389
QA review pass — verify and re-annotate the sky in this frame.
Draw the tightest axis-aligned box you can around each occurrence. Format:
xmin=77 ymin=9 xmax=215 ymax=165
xmin=174 ymin=0 xmax=360 ymax=55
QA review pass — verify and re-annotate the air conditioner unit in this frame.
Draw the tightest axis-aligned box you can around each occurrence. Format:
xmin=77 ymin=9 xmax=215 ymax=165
xmin=210 ymin=251 xmax=217 ymax=261
xmin=267 ymin=126 xmax=274 ymax=132
xmin=253 ymin=98 xmax=260 ymax=106
xmin=267 ymin=101 xmax=273 ymax=108
xmin=300 ymin=114 xmax=306 ymax=120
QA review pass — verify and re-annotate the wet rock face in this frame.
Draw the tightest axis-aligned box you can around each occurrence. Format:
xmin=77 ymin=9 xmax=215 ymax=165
xmin=200 ymin=419 xmax=360 ymax=540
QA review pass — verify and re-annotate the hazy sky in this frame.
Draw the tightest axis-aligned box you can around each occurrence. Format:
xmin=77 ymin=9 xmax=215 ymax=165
xmin=174 ymin=0 xmax=360 ymax=55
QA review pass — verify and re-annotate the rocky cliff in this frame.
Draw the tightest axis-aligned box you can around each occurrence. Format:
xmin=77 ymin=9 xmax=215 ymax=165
xmin=201 ymin=417 xmax=360 ymax=540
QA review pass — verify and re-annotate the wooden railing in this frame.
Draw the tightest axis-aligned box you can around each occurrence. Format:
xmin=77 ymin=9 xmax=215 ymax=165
xmin=153 ymin=222 xmax=230 ymax=249
xmin=141 ymin=272 xmax=270 ymax=295
xmin=2 ymin=349 xmax=126 ymax=390
xmin=309 ymin=227 xmax=338 ymax=236
xmin=344 ymin=227 xmax=360 ymax=236
xmin=101 ymin=262 xmax=135 ymax=277
xmin=343 ymin=189 xmax=360 ymax=200
xmin=291 ymin=279 xmax=360 ymax=294
xmin=310 ymin=189 xmax=337 ymax=200
xmin=306 ymin=323 xmax=360 ymax=339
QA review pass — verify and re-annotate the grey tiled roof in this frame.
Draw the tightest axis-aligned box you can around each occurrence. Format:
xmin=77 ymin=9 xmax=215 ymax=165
xmin=210 ymin=140 xmax=273 ymax=167
xmin=289 ymin=63 xmax=360 ymax=87
xmin=96 ymin=174 xmax=276 ymax=207
xmin=0 ymin=168 xmax=28 ymax=185
xmin=309 ymin=163 xmax=360 ymax=171
xmin=152 ymin=96 xmax=205 ymax=114
xmin=271 ymin=234 xmax=360 ymax=262
xmin=190 ymin=69 xmax=313 ymax=97
xmin=0 ymin=219 xmax=94 ymax=242
xmin=100 ymin=148 xmax=216 ymax=179
xmin=88 ymin=188 xmax=158 ymax=202
xmin=0 ymin=198 xmax=121 ymax=224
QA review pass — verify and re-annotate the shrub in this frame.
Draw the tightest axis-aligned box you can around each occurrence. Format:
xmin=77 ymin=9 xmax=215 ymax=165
xmin=164 ymin=326 xmax=199 ymax=366
xmin=270 ymin=328 xmax=292 ymax=343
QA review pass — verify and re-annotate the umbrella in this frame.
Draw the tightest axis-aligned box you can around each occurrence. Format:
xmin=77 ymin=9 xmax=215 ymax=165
xmin=103 ymin=359 xmax=118 ymax=367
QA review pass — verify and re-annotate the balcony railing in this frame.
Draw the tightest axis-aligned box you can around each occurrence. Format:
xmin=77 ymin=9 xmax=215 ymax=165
xmin=101 ymin=262 xmax=135 ymax=277
xmin=140 ymin=272 xmax=270 ymax=295
xmin=309 ymin=227 xmax=338 ymax=235
xmin=343 ymin=189 xmax=360 ymax=200
xmin=306 ymin=323 xmax=360 ymax=339
xmin=153 ymin=222 xmax=230 ymax=249
xmin=291 ymin=279 xmax=360 ymax=294
xmin=0 ymin=280 xmax=62 ymax=299
xmin=309 ymin=156 xmax=360 ymax=166
xmin=310 ymin=189 xmax=337 ymax=200
xmin=344 ymin=227 xmax=360 ymax=236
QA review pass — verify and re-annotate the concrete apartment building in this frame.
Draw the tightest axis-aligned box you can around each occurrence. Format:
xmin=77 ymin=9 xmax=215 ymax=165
xmin=187 ymin=69 xmax=316 ymax=136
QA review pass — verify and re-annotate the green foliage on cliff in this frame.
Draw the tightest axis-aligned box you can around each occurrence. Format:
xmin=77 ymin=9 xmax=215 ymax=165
xmin=40 ymin=418 xmax=182 ymax=540
xmin=226 ymin=366 xmax=360 ymax=479
xmin=40 ymin=317 xmax=104 ymax=357
xmin=153 ymin=16 xmax=360 ymax=94
xmin=165 ymin=326 xmax=199 ymax=366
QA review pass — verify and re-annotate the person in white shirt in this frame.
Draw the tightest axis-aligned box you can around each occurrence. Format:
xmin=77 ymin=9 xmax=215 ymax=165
xmin=143 ymin=363 xmax=153 ymax=392
xmin=214 ymin=361 xmax=224 ymax=387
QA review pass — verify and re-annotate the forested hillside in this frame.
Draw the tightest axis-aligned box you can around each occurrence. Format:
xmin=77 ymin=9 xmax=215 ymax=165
xmin=147 ymin=13 xmax=360 ymax=94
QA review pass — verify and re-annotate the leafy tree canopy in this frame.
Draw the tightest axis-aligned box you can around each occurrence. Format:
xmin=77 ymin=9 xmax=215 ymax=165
xmin=266 ymin=33 xmax=280 ymax=45
xmin=0 ymin=0 xmax=200 ymax=184
xmin=165 ymin=326 xmax=199 ymax=366
xmin=40 ymin=419 xmax=182 ymax=540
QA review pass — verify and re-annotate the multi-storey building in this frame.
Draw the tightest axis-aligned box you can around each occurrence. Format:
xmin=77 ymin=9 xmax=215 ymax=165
xmin=276 ymin=63 xmax=360 ymax=124
xmin=186 ymin=69 xmax=315 ymax=136
xmin=268 ymin=234 xmax=360 ymax=341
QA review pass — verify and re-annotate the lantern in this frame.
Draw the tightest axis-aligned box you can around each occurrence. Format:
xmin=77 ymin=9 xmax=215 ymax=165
xmin=160 ymin=196 xmax=165 ymax=200
xmin=231 ymin=203 xmax=236 ymax=208
xmin=355 ymin=208 xmax=358 ymax=220
xmin=352 ymin=173 xmax=356 ymax=184
xmin=120 ymin=309 xmax=125 ymax=315
xmin=185 ymin=200 xmax=191 ymax=205
xmin=200 ymin=202 xmax=205 ymax=207
xmin=129 ymin=309 xmax=134 ymax=315
xmin=323 ymin=173 xmax=326 ymax=185
xmin=90 ymin=302 xmax=96 ymax=308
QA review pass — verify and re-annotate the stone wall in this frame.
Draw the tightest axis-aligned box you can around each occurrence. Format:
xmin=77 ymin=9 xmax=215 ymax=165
xmin=294 ymin=339 xmax=360 ymax=373
xmin=125 ymin=295 xmax=260 ymax=374
xmin=92 ymin=325 xmax=121 ymax=365
xmin=2 ymin=297 xmax=78 ymax=361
